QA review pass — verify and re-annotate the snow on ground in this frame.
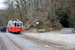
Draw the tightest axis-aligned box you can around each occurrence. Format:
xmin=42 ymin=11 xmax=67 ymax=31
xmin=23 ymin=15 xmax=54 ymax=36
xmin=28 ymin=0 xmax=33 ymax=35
xmin=23 ymin=28 xmax=75 ymax=46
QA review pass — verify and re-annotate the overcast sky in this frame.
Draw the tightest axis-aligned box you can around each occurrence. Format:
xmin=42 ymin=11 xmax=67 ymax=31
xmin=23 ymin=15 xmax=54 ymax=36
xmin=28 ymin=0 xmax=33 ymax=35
xmin=0 ymin=0 xmax=6 ymax=9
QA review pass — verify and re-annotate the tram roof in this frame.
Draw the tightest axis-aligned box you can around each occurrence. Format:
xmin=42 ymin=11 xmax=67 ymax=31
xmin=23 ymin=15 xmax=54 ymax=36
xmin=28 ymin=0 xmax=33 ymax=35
xmin=8 ymin=20 xmax=22 ymax=23
xmin=12 ymin=21 xmax=22 ymax=23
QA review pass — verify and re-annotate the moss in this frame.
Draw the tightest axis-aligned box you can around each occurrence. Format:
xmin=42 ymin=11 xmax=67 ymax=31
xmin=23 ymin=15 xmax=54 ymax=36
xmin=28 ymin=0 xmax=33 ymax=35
xmin=57 ymin=25 xmax=63 ymax=30
xmin=45 ymin=29 xmax=50 ymax=31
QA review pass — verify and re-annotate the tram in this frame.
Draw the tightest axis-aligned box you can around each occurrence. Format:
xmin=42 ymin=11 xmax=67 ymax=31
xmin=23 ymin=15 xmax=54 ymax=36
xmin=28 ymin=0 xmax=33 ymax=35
xmin=8 ymin=20 xmax=23 ymax=33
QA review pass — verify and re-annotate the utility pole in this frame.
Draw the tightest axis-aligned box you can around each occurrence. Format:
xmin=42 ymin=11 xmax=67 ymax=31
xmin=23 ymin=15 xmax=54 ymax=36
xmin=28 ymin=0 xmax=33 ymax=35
xmin=36 ymin=22 xmax=39 ymax=32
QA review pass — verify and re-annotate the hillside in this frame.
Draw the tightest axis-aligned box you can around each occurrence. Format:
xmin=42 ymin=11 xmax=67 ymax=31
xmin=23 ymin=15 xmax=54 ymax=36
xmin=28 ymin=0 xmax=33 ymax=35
xmin=0 ymin=0 xmax=75 ymax=32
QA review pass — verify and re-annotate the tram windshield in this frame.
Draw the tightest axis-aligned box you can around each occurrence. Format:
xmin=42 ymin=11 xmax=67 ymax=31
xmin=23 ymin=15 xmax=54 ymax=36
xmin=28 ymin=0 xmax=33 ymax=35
xmin=17 ymin=23 xmax=20 ymax=27
xmin=20 ymin=23 xmax=22 ymax=26
xmin=12 ymin=23 xmax=23 ymax=27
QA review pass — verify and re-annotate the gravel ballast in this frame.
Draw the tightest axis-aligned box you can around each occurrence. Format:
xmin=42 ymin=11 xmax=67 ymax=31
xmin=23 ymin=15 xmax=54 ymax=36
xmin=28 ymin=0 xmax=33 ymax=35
xmin=22 ymin=29 xmax=75 ymax=46
xmin=0 ymin=41 xmax=3 ymax=50
xmin=5 ymin=33 xmax=55 ymax=50
xmin=0 ymin=33 xmax=21 ymax=50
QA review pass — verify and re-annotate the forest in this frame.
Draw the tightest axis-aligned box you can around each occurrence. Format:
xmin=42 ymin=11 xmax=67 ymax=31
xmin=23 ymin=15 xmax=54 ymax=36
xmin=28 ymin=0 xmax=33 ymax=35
xmin=0 ymin=0 xmax=75 ymax=31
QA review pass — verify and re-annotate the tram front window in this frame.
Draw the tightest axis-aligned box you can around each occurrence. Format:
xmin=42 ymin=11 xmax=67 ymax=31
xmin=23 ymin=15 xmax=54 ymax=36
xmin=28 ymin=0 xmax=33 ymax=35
xmin=13 ymin=23 xmax=22 ymax=27
xmin=20 ymin=23 xmax=22 ymax=26
xmin=15 ymin=23 xmax=16 ymax=26
xmin=17 ymin=23 xmax=20 ymax=27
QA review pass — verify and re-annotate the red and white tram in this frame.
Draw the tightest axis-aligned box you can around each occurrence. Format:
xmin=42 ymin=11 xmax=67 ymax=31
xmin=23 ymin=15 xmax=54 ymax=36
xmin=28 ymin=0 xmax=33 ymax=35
xmin=8 ymin=20 xmax=23 ymax=33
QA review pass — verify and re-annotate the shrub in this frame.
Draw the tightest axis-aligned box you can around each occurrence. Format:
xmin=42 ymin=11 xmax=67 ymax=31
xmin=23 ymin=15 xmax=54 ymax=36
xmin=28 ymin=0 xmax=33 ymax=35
xmin=68 ymin=14 xmax=75 ymax=27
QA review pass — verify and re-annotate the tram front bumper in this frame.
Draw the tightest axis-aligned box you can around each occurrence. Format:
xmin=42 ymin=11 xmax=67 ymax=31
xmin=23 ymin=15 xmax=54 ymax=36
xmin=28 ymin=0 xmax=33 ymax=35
xmin=17 ymin=31 xmax=20 ymax=34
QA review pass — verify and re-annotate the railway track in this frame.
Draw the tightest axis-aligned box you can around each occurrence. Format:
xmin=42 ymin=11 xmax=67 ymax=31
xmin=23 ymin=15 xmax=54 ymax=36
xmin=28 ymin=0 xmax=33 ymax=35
xmin=2 ymin=33 xmax=56 ymax=50
xmin=17 ymin=34 xmax=75 ymax=50
xmin=4 ymin=33 xmax=24 ymax=50
xmin=0 ymin=37 xmax=6 ymax=50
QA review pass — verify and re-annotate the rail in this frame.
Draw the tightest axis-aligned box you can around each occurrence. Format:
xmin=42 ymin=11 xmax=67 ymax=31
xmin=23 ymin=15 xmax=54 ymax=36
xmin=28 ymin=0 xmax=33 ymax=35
xmin=4 ymin=33 xmax=24 ymax=50
xmin=17 ymin=34 xmax=75 ymax=50
xmin=17 ymin=35 xmax=59 ymax=50
xmin=0 ymin=37 xmax=6 ymax=50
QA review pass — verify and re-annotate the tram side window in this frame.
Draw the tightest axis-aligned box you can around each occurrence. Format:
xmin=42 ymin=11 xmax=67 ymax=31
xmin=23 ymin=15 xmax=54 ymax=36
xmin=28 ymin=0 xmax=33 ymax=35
xmin=20 ymin=23 xmax=22 ymax=26
xmin=9 ymin=24 xmax=11 ymax=27
xmin=12 ymin=23 xmax=14 ymax=27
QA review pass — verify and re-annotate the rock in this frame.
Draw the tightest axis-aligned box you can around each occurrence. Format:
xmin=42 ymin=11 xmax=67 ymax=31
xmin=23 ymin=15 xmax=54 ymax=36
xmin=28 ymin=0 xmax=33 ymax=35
xmin=72 ymin=29 xmax=75 ymax=33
